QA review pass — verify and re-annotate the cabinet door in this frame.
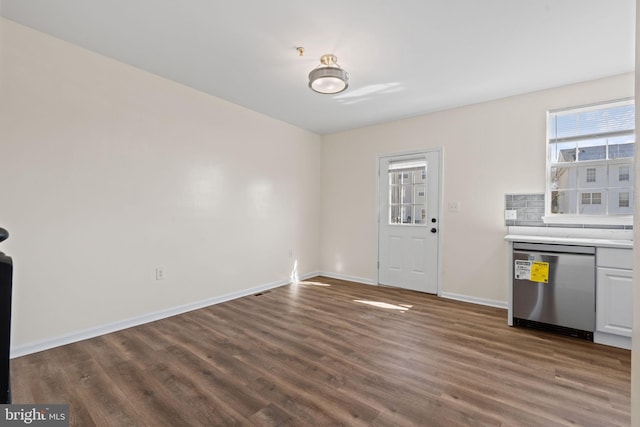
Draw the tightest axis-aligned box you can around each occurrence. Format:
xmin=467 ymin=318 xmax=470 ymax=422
xmin=596 ymin=267 xmax=633 ymax=337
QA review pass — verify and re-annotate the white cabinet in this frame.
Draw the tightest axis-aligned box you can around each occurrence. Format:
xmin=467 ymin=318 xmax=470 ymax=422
xmin=595 ymin=248 xmax=633 ymax=349
xmin=596 ymin=267 xmax=632 ymax=336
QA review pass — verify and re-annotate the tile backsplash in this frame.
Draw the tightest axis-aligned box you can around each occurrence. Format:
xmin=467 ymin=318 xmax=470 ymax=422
xmin=504 ymin=193 xmax=632 ymax=229
xmin=505 ymin=194 xmax=545 ymax=226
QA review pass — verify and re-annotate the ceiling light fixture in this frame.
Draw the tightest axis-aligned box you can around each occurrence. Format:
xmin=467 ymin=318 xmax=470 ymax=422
xmin=308 ymin=54 xmax=349 ymax=94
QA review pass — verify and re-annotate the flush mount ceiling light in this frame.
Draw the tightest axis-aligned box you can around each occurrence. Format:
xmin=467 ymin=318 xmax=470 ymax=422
xmin=308 ymin=54 xmax=349 ymax=94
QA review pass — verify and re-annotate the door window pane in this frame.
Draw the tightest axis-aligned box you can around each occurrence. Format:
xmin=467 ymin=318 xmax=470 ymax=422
xmin=388 ymin=161 xmax=427 ymax=225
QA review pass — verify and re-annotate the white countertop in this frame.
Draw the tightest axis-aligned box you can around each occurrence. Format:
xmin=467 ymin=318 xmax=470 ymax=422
xmin=504 ymin=226 xmax=633 ymax=249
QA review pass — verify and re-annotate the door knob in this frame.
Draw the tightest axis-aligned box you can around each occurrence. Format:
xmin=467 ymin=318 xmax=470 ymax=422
xmin=431 ymin=228 xmax=437 ymax=233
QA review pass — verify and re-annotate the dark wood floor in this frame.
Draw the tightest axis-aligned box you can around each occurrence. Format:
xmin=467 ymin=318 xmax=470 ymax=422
xmin=11 ymin=277 xmax=630 ymax=426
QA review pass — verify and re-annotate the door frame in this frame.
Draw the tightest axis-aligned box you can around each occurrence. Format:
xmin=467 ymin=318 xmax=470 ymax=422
xmin=375 ymin=147 xmax=444 ymax=295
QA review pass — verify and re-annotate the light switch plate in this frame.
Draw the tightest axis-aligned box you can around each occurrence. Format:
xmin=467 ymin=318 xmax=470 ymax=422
xmin=447 ymin=201 xmax=460 ymax=213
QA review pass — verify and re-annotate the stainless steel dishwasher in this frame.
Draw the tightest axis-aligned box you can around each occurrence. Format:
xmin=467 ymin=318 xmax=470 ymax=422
xmin=512 ymin=242 xmax=596 ymax=340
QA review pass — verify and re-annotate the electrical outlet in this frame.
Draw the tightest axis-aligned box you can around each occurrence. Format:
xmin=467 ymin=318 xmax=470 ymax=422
xmin=155 ymin=267 xmax=165 ymax=281
xmin=505 ymin=210 xmax=517 ymax=220
xmin=447 ymin=201 xmax=460 ymax=213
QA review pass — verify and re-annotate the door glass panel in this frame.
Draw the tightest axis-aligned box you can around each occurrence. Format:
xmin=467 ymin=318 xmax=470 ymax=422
xmin=388 ymin=160 xmax=427 ymax=225
xmin=414 ymin=205 xmax=426 ymax=224
xmin=390 ymin=185 xmax=401 ymax=204
xmin=390 ymin=205 xmax=401 ymax=224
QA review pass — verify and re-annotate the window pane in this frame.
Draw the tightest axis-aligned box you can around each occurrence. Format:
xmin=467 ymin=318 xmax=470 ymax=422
xmin=609 ymin=140 xmax=634 ymax=159
xmin=390 ymin=205 xmax=400 ymax=224
xmin=414 ymin=185 xmax=426 ymax=204
xmin=389 ymin=172 xmax=400 ymax=185
xmin=555 ymin=114 xmax=578 ymax=139
xmin=401 ymin=185 xmax=412 ymax=204
xmin=389 ymin=185 xmax=400 ymax=204
xmin=550 ymin=142 xmax=576 ymax=163
xmin=401 ymin=205 xmax=411 ymax=223
xmin=577 ymin=138 xmax=606 ymax=161
xmin=577 ymin=110 xmax=608 ymax=136
xmin=551 ymin=166 xmax=575 ymax=191
xmin=608 ymin=104 xmax=635 ymax=132
xmin=388 ymin=163 xmax=427 ymax=226
xmin=414 ymin=205 xmax=426 ymax=224
xmin=547 ymin=100 xmax=635 ymax=218
xmin=552 ymin=103 xmax=635 ymax=138
xmin=551 ymin=190 xmax=576 ymax=214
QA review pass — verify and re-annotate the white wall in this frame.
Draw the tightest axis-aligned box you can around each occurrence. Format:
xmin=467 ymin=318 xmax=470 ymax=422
xmin=0 ymin=18 xmax=321 ymax=350
xmin=321 ymin=73 xmax=634 ymax=304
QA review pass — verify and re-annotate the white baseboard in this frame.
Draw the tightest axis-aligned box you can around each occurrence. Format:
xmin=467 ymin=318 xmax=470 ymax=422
xmin=594 ymin=332 xmax=632 ymax=350
xmin=317 ymin=273 xmax=507 ymax=310
xmin=11 ymin=272 xmax=317 ymax=359
xmin=316 ymin=271 xmax=376 ymax=285
xmin=440 ymin=292 xmax=508 ymax=309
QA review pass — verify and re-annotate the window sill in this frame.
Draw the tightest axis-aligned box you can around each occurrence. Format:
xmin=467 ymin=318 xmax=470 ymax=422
xmin=542 ymin=215 xmax=633 ymax=227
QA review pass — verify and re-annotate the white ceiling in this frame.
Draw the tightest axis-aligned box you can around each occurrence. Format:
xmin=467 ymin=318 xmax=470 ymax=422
xmin=1 ymin=1 xmax=636 ymax=135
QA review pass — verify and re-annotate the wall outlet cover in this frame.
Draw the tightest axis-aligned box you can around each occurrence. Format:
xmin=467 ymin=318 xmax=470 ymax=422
xmin=505 ymin=209 xmax=517 ymax=220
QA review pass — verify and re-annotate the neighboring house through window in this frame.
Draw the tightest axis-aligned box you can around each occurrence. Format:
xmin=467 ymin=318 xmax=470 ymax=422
xmin=619 ymin=166 xmax=630 ymax=182
xmin=619 ymin=192 xmax=630 ymax=208
xmin=547 ymin=99 xmax=635 ymax=220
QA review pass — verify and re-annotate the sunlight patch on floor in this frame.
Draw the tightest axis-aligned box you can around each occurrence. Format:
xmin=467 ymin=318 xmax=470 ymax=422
xmin=297 ymin=281 xmax=332 ymax=287
xmin=353 ymin=300 xmax=412 ymax=312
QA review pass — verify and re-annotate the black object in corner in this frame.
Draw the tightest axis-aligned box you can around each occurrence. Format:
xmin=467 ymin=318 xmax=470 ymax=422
xmin=0 ymin=227 xmax=12 ymax=404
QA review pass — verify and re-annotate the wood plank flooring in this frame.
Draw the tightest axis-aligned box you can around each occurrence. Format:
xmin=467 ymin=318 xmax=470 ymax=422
xmin=11 ymin=277 xmax=630 ymax=426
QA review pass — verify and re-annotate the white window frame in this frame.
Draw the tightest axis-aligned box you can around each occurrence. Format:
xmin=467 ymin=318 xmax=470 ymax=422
xmin=544 ymin=98 xmax=634 ymax=225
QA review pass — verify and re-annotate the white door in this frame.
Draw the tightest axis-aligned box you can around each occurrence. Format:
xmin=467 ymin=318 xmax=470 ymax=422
xmin=378 ymin=150 xmax=440 ymax=293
